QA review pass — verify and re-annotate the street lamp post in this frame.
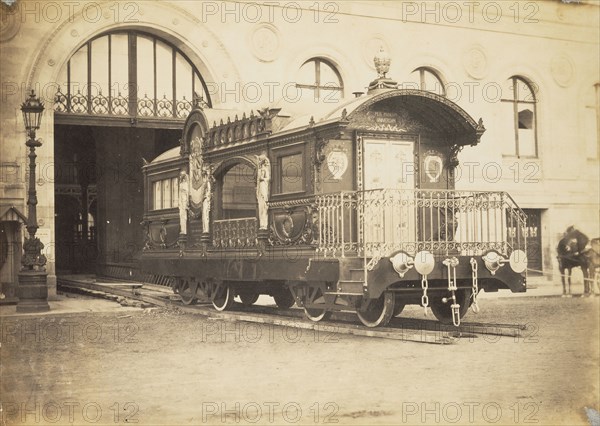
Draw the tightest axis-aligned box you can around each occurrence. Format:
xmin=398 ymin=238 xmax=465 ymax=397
xmin=17 ymin=90 xmax=50 ymax=313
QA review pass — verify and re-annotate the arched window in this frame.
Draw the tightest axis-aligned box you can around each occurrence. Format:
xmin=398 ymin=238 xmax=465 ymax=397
xmin=501 ymin=76 xmax=538 ymax=157
xmin=404 ymin=67 xmax=445 ymax=96
xmin=220 ymin=163 xmax=257 ymax=220
xmin=55 ymin=31 xmax=212 ymax=119
xmin=584 ymin=83 xmax=600 ymax=159
xmin=295 ymin=58 xmax=343 ymax=102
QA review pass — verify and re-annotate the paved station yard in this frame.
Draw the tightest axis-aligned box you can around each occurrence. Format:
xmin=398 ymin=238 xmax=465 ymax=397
xmin=1 ymin=284 xmax=599 ymax=426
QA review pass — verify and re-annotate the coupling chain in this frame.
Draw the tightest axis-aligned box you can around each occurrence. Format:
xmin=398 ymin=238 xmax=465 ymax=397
xmin=470 ymin=257 xmax=480 ymax=313
xmin=443 ymin=257 xmax=461 ymax=327
xmin=421 ymin=274 xmax=429 ymax=316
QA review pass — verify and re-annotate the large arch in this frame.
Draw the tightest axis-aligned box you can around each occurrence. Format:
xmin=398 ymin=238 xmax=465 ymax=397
xmin=25 ymin=2 xmax=241 ymax=108
xmin=20 ymin=2 xmax=241 ymax=282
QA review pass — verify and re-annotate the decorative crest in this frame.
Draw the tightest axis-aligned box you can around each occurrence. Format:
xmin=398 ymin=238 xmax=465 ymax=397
xmin=374 ymin=46 xmax=391 ymax=79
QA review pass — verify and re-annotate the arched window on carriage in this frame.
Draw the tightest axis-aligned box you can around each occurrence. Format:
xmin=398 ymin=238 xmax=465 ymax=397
xmin=501 ymin=76 xmax=538 ymax=157
xmin=212 ymin=162 xmax=258 ymax=249
xmin=54 ymin=31 xmax=212 ymax=119
xmin=295 ymin=58 xmax=344 ymax=103
xmin=402 ymin=67 xmax=446 ymax=96
xmin=584 ymin=83 xmax=600 ymax=160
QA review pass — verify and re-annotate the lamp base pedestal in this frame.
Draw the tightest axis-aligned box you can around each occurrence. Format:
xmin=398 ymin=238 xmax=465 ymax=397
xmin=17 ymin=269 xmax=50 ymax=313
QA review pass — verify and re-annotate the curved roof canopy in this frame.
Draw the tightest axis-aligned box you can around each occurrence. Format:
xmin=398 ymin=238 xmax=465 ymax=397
xmin=282 ymin=89 xmax=486 ymax=146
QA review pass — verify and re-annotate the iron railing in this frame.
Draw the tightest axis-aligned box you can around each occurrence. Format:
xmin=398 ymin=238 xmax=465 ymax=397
xmin=315 ymin=189 xmax=527 ymax=261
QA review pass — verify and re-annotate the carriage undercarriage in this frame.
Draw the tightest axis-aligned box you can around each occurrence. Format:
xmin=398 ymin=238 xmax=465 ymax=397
xmin=146 ymin=240 xmax=527 ymax=328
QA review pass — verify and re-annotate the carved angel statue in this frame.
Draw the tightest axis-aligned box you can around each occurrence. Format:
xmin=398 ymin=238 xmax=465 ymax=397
xmin=200 ymin=164 xmax=213 ymax=233
xmin=178 ymin=170 xmax=190 ymax=235
xmin=256 ymin=154 xmax=271 ymax=230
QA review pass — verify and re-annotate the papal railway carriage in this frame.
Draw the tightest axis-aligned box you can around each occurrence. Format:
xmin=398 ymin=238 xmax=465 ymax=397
xmin=140 ymin=55 xmax=528 ymax=328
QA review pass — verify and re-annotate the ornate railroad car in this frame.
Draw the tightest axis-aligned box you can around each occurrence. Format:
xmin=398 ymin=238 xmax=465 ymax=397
xmin=141 ymin=54 xmax=528 ymax=327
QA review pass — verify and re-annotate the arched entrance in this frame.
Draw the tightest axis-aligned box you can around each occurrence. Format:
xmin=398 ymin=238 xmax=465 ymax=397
xmin=53 ymin=29 xmax=213 ymax=278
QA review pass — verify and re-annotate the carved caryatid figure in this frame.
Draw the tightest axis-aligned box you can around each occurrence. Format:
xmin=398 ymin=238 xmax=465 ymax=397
xmin=178 ymin=170 xmax=190 ymax=235
xmin=200 ymin=165 xmax=213 ymax=233
xmin=189 ymin=136 xmax=204 ymax=208
xmin=256 ymin=154 xmax=271 ymax=230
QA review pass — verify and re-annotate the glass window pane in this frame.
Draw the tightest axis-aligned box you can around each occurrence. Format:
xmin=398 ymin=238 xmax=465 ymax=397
xmin=518 ymin=128 xmax=536 ymax=156
xmin=423 ymin=70 xmax=444 ymax=95
xmin=320 ymin=62 xmax=341 ymax=88
xmin=281 ymin=154 xmax=303 ymax=193
xmin=163 ymin=178 xmax=171 ymax=208
xmin=90 ymin=36 xmax=109 ymax=97
xmin=193 ymin=73 xmax=208 ymax=104
xmin=156 ymin=40 xmax=173 ymax=100
xmin=175 ymin=53 xmax=193 ymax=103
xmin=70 ymin=44 xmax=88 ymax=95
xmin=110 ymin=33 xmax=129 ymax=98
xmin=222 ymin=164 xmax=257 ymax=219
xmin=153 ymin=181 xmax=162 ymax=210
xmin=172 ymin=177 xmax=179 ymax=207
xmin=517 ymin=78 xmax=535 ymax=102
xmin=502 ymin=102 xmax=517 ymax=156
xmin=296 ymin=61 xmax=315 ymax=86
xmin=137 ymin=35 xmax=155 ymax=100
xmin=402 ymin=70 xmax=421 ymax=91
xmin=502 ymin=78 xmax=515 ymax=101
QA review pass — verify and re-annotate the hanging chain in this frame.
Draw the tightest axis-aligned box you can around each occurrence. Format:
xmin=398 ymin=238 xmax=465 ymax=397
xmin=470 ymin=257 xmax=480 ymax=313
xmin=443 ymin=257 xmax=461 ymax=327
xmin=421 ymin=274 xmax=429 ymax=316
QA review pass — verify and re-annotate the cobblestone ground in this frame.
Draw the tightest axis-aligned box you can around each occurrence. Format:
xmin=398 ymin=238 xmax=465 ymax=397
xmin=1 ymin=294 xmax=598 ymax=425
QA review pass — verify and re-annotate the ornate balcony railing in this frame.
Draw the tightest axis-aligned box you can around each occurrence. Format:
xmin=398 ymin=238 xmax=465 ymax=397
xmin=212 ymin=217 xmax=258 ymax=249
xmin=54 ymin=88 xmax=208 ymax=119
xmin=315 ymin=189 xmax=527 ymax=259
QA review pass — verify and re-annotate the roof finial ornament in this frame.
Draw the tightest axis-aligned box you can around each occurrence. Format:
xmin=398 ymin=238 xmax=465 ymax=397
xmin=374 ymin=46 xmax=391 ymax=79
xmin=367 ymin=46 xmax=398 ymax=94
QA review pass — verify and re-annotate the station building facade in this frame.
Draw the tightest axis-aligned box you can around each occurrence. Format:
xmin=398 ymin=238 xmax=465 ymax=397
xmin=0 ymin=0 xmax=598 ymax=298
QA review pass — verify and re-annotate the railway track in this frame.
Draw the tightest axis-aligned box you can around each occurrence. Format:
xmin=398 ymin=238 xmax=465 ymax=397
xmin=57 ymin=276 xmax=527 ymax=345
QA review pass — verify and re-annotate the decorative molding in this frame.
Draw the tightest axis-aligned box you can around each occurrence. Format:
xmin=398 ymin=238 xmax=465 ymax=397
xmin=248 ymin=23 xmax=281 ymax=63
xmin=0 ymin=3 xmax=20 ymax=43
xmin=462 ymin=45 xmax=488 ymax=80
xmin=551 ymin=53 xmax=575 ymax=87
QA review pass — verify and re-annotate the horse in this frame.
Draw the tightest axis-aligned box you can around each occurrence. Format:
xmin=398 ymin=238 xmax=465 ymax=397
xmin=556 ymin=226 xmax=593 ymax=296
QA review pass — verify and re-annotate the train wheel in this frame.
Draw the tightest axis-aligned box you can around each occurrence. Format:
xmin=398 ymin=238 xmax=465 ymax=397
xmin=239 ymin=292 xmax=259 ymax=307
xmin=273 ymin=289 xmax=295 ymax=309
xmin=357 ymin=291 xmax=395 ymax=327
xmin=303 ymin=286 xmax=331 ymax=322
xmin=393 ymin=295 xmax=406 ymax=317
xmin=429 ymin=289 xmax=470 ymax=324
xmin=179 ymin=278 xmax=198 ymax=305
xmin=212 ymin=282 xmax=234 ymax=311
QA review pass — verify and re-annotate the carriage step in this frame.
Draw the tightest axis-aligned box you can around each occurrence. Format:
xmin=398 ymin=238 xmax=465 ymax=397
xmin=336 ymin=279 xmax=365 ymax=294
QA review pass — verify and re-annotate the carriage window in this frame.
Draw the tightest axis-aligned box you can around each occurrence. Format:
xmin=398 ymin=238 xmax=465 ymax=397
xmin=404 ymin=67 xmax=445 ymax=96
xmin=295 ymin=58 xmax=343 ymax=103
xmin=221 ymin=163 xmax=257 ymax=219
xmin=152 ymin=177 xmax=179 ymax=210
xmin=280 ymin=153 xmax=304 ymax=194
xmin=501 ymin=76 xmax=538 ymax=157
xmin=584 ymin=83 xmax=600 ymax=159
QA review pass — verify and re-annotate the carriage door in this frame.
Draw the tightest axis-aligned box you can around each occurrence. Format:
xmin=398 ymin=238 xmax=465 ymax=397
xmin=363 ymin=139 xmax=416 ymax=252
